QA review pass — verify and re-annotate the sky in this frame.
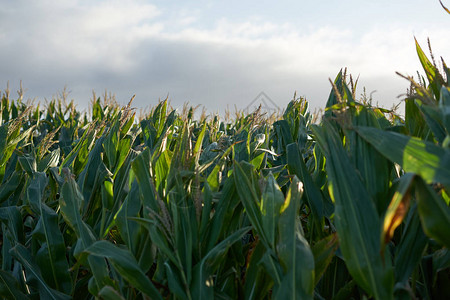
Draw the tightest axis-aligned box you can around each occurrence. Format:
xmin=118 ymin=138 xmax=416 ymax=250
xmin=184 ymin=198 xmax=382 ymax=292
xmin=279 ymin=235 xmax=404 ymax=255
xmin=1 ymin=0 xmax=450 ymax=115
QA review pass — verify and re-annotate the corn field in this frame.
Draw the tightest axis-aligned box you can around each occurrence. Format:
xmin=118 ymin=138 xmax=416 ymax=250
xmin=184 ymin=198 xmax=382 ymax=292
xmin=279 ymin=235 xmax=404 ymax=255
xmin=0 ymin=35 xmax=449 ymax=299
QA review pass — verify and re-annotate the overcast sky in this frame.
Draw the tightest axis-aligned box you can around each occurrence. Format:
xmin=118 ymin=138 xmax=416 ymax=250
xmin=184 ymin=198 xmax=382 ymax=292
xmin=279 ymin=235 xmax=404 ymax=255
xmin=1 ymin=0 xmax=450 ymax=115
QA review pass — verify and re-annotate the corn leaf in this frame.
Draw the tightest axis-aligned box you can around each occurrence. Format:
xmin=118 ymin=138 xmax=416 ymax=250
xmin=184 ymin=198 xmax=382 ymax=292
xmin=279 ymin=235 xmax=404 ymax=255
xmin=32 ymin=204 xmax=72 ymax=294
xmin=170 ymin=188 xmax=194 ymax=284
xmin=312 ymin=122 xmax=394 ymax=300
xmin=347 ymin=106 xmax=391 ymax=214
xmin=133 ymin=217 xmax=180 ymax=268
xmin=355 ymin=126 xmax=450 ymax=186
xmin=199 ymin=182 xmax=212 ymax=242
xmin=154 ymin=149 xmax=171 ymax=193
xmin=233 ymin=161 xmax=268 ymax=247
xmin=440 ymin=86 xmax=450 ymax=134
xmin=0 ymin=269 xmax=28 ymax=300
xmin=394 ymin=204 xmax=428 ymax=283
xmin=98 ymin=286 xmax=126 ymax=300
xmin=414 ymin=99 xmax=446 ymax=143
xmin=60 ymin=169 xmax=111 ymax=294
xmin=0 ymin=125 xmax=33 ymax=182
xmin=325 ymin=71 xmax=343 ymax=112
xmin=37 ymin=148 xmax=60 ymax=172
xmin=165 ymin=262 xmax=188 ymax=299
xmin=0 ymin=171 xmax=23 ymax=204
xmin=84 ymin=241 xmax=162 ymax=300
xmin=204 ymin=174 xmax=238 ymax=252
xmin=286 ymin=142 xmax=325 ymax=227
xmin=243 ymin=242 xmax=273 ymax=300
xmin=77 ymin=136 xmax=105 ymax=201
xmin=405 ymin=98 xmax=429 ymax=138
xmin=312 ymin=233 xmax=339 ymax=285
xmin=0 ymin=206 xmax=24 ymax=245
xmin=60 ymin=125 xmax=95 ymax=172
xmin=131 ymin=148 xmax=159 ymax=212
xmin=275 ymin=177 xmax=315 ymax=300
xmin=415 ymin=176 xmax=450 ymax=248
xmin=261 ymin=173 xmax=284 ymax=248
xmin=9 ymin=244 xmax=71 ymax=300
xmin=415 ymin=38 xmax=444 ymax=100
xmin=191 ymin=226 xmax=251 ymax=299
xmin=115 ymin=180 xmax=141 ymax=254
xmin=206 ymin=145 xmax=232 ymax=192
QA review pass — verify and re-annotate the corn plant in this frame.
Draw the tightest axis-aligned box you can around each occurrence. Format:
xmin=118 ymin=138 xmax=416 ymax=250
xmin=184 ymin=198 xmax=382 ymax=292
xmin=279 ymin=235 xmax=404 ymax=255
xmin=0 ymin=18 xmax=450 ymax=299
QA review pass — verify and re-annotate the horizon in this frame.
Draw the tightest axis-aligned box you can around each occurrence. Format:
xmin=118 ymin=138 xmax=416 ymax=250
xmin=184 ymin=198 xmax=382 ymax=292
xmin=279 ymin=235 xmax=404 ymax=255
xmin=1 ymin=0 xmax=450 ymax=115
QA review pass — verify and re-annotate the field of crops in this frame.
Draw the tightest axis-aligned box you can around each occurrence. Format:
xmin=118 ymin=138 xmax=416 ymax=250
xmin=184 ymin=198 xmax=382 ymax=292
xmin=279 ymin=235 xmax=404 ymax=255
xmin=0 ymin=35 xmax=450 ymax=299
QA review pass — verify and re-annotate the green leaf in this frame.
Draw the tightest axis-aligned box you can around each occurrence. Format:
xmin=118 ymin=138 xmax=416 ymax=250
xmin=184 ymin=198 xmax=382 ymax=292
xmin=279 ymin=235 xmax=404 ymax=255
xmin=191 ymin=226 xmax=251 ymax=299
xmin=0 ymin=269 xmax=28 ymax=300
xmin=120 ymin=112 xmax=135 ymax=137
xmin=415 ymin=176 xmax=450 ymax=248
xmin=312 ymin=122 xmax=394 ymax=300
xmin=115 ymin=180 xmax=141 ymax=254
xmin=415 ymin=100 xmax=446 ymax=144
xmin=261 ymin=173 xmax=285 ymax=248
xmin=204 ymin=174 xmax=238 ymax=252
xmin=9 ymin=244 xmax=71 ymax=300
xmin=440 ymin=86 xmax=450 ymax=135
xmin=394 ymin=203 xmax=428 ymax=283
xmin=84 ymin=241 xmax=162 ymax=300
xmin=324 ymin=70 xmax=343 ymax=112
xmin=18 ymin=154 xmax=37 ymax=175
xmin=77 ymin=135 xmax=105 ymax=202
xmin=273 ymin=120 xmax=294 ymax=148
xmin=60 ymin=171 xmax=93 ymax=243
xmin=37 ymin=148 xmax=60 ymax=172
xmin=103 ymin=118 xmax=120 ymax=171
xmin=60 ymin=125 xmax=95 ymax=172
xmin=206 ymin=144 xmax=233 ymax=192
xmin=165 ymin=262 xmax=188 ymax=299
xmin=275 ymin=176 xmax=315 ymax=300
xmin=167 ymin=123 xmax=190 ymax=183
xmin=0 ymin=171 xmax=23 ymax=205
xmin=60 ymin=169 xmax=111 ymax=294
xmin=32 ymin=204 xmax=72 ymax=294
xmin=26 ymin=172 xmax=48 ymax=214
xmin=193 ymin=123 xmax=207 ymax=163
xmin=243 ymin=242 xmax=273 ymax=300
xmin=98 ymin=285 xmax=126 ymax=300
xmin=312 ymin=233 xmax=339 ymax=285
xmin=199 ymin=182 xmax=213 ymax=241
xmin=286 ymin=142 xmax=326 ymax=227
xmin=0 ymin=125 xmax=33 ymax=182
xmin=0 ymin=206 xmax=24 ymax=245
xmin=131 ymin=148 xmax=159 ymax=212
xmin=348 ymin=106 xmax=392 ymax=214
xmin=405 ymin=98 xmax=429 ymax=139
xmin=154 ymin=149 xmax=171 ymax=193
xmin=171 ymin=190 xmax=194 ymax=284
xmin=433 ymin=248 xmax=450 ymax=274
xmin=355 ymin=126 xmax=450 ymax=186
xmin=1 ymin=224 xmax=14 ymax=273
xmin=131 ymin=218 xmax=180 ymax=269
xmin=233 ymin=161 xmax=268 ymax=248
xmin=415 ymin=38 xmax=444 ymax=100
xmin=250 ymin=151 xmax=265 ymax=169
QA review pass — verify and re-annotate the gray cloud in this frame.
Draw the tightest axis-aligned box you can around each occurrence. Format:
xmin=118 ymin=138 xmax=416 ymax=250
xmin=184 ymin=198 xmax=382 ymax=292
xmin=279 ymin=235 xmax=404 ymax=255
xmin=1 ymin=1 xmax=449 ymax=116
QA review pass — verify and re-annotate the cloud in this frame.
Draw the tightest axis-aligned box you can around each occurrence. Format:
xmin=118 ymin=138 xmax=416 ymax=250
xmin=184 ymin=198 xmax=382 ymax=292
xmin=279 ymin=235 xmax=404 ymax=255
xmin=1 ymin=1 xmax=449 ymax=115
